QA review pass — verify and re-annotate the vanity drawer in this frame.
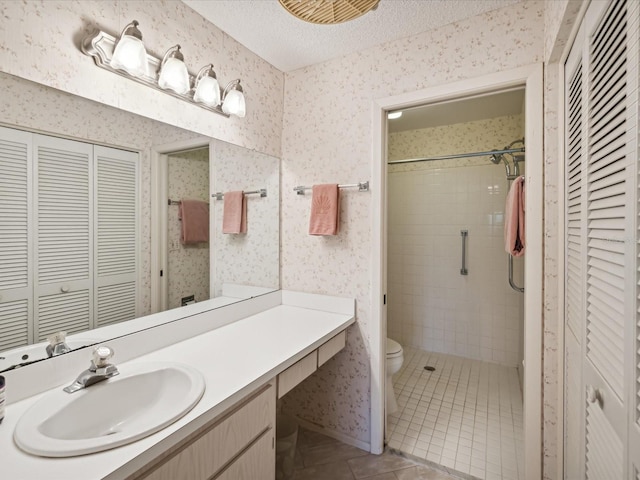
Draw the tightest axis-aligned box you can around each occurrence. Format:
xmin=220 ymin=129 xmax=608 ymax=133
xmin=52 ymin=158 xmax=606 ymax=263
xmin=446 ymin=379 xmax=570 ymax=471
xmin=277 ymin=351 xmax=317 ymax=399
xmin=318 ymin=330 xmax=346 ymax=366
xmin=214 ymin=427 xmax=275 ymax=480
xmin=141 ymin=382 xmax=275 ymax=480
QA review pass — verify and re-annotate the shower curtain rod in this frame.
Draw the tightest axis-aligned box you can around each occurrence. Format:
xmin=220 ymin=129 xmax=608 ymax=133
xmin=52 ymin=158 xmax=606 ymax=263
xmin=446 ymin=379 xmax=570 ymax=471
xmin=387 ymin=146 xmax=525 ymax=165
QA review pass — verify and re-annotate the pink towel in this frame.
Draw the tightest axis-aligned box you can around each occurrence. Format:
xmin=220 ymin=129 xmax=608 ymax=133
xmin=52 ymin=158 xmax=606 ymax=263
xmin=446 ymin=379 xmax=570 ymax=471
xmin=309 ymin=184 xmax=340 ymax=235
xmin=178 ymin=199 xmax=209 ymax=244
xmin=222 ymin=191 xmax=247 ymax=234
xmin=504 ymin=176 xmax=525 ymax=256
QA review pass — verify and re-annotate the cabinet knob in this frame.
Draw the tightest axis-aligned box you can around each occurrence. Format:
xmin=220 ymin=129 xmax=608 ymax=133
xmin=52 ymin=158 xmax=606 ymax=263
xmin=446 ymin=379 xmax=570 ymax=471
xmin=586 ymin=385 xmax=602 ymax=405
xmin=60 ymin=285 xmax=71 ymax=293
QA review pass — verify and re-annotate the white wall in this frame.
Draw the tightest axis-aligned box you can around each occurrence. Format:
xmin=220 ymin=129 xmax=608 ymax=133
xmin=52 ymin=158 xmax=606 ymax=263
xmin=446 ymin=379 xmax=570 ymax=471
xmin=280 ymin=1 xmax=544 ymax=446
xmin=387 ymin=115 xmax=525 ymax=367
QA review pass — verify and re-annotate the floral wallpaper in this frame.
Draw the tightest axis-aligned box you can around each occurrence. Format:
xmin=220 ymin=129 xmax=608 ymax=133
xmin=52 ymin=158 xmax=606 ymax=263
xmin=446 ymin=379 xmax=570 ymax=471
xmin=542 ymin=3 xmax=584 ymax=479
xmin=210 ymin=141 xmax=280 ymax=295
xmin=387 ymin=115 xmax=525 ymax=368
xmin=167 ymin=148 xmax=210 ymax=310
xmin=388 ymin=114 xmax=524 ymax=167
xmin=0 ymin=0 xmax=586 ymax=477
xmin=0 ymin=0 xmax=284 ymax=159
xmin=280 ymin=0 xmax=544 ymax=448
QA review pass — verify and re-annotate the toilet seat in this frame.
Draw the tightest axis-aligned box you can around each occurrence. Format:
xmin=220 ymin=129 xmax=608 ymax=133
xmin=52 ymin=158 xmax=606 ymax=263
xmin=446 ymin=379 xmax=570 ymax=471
xmin=386 ymin=338 xmax=402 ymax=357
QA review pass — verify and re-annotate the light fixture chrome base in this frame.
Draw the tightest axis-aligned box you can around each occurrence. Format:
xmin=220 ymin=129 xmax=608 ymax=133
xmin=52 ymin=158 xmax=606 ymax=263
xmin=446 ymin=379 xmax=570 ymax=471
xmin=81 ymin=29 xmax=231 ymax=118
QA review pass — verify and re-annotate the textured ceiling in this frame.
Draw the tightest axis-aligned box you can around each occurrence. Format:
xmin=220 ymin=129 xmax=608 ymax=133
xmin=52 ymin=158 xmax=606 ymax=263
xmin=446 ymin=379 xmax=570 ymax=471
xmin=182 ymin=0 xmax=524 ymax=72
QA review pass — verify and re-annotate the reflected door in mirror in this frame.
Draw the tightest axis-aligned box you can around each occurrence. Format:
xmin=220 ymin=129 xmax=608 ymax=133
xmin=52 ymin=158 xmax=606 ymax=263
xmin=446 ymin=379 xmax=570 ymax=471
xmin=0 ymin=126 xmax=139 ymax=352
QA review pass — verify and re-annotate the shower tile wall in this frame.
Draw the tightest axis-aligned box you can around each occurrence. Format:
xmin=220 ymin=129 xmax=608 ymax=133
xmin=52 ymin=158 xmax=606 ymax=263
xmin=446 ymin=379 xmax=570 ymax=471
xmin=387 ymin=115 xmax=524 ymax=367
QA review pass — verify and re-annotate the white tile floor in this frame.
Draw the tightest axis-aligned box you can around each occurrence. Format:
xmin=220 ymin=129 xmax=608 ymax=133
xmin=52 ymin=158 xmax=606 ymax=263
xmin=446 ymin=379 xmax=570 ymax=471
xmin=386 ymin=348 xmax=524 ymax=480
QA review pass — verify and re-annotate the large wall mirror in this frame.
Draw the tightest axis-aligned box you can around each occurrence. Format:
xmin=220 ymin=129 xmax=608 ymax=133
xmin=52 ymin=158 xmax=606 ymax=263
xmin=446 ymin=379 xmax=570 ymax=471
xmin=0 ymin=72 xmax=280 ymax=372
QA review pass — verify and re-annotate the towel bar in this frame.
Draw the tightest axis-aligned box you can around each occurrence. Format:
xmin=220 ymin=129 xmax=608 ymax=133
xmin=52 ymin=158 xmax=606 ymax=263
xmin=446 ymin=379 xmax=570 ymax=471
xmin=212 ymin=189 xmax=267 ymax=201
xmin=294 ymin=181 xmax=369 ymax=195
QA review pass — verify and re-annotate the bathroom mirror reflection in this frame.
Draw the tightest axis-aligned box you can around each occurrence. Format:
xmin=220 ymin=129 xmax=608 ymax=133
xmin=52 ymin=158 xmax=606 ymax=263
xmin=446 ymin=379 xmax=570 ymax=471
xmin=0 ymin=72 xmax=280 ymax=372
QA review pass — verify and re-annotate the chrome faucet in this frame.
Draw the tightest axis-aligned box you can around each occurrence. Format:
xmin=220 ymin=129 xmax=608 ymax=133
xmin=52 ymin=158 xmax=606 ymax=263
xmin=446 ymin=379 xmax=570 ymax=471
xmin=46 ymin=331 xmax=71 ymax=358
xmin=63 ymin=345 xmax=119 ymax=393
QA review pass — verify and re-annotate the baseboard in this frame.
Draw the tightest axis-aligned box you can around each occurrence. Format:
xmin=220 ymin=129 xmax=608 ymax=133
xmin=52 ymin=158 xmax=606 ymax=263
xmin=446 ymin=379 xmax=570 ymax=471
xmin=293 ymin=416 xmax=371 ymax=452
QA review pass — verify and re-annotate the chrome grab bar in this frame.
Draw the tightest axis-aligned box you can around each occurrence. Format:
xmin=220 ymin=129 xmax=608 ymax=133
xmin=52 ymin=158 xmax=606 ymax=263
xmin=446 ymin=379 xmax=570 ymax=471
xmin=508 ymin=254 xmax=524 ymax=293
xmin=460 ymin=230 xmax=468 ymax=275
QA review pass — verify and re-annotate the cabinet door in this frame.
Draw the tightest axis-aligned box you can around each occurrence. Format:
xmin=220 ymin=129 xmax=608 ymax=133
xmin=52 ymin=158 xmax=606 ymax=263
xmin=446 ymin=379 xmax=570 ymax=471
xmin=140 ymin=384 xmax=275 ymax=480
xmin=94 ymin=145 xmax=138 ymax=327
xmin=0 ymin=126 xmax=33 ymax=350
xmin=215 ymin=429 xmax=275 ymax=480
xmin=33 ymin=134 xmax=92 ymax=340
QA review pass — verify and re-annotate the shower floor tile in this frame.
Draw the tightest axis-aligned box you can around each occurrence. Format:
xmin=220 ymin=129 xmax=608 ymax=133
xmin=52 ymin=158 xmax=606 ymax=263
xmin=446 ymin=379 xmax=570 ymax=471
xmin=387 ymin=348 xmax=523 ymax=480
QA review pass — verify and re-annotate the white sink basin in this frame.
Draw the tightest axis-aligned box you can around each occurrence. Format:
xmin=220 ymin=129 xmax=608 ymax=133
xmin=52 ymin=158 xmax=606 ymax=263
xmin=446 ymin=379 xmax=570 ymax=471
xmin=14 ymin=362 xmax=205 ymax=457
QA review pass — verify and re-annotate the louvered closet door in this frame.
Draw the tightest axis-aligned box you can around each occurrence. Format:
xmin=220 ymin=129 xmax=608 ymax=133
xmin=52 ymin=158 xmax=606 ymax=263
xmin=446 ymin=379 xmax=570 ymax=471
xmin=564 ymin=18 xmax=587 ymax=478
xmin=564 ymin=0 xmax=640 ymax=477
xmin=33 ymin=134 xmax=93 ymax=341
xmin=94 ymin=146 xmax=138 ymax=328
xmin=584 ymin=0 xmax=636 ymax=477
xmin=0 ymin=126 xmax=33 ymax=350
xmin=627 ymin=0 xmax=640 ymax=475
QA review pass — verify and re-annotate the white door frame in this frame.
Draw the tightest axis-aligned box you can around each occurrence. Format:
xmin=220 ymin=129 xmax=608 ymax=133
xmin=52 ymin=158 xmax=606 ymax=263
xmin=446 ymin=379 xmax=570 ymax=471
xmin=150 ymin=136 xmax=210 ymax=314
xmin=371 ymin=63 xmax=544 ymax=479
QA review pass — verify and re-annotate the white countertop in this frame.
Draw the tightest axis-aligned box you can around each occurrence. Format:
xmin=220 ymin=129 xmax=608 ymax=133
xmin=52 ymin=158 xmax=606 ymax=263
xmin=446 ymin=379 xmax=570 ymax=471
xmin=1 ymin=296 xmax=355 ymax=480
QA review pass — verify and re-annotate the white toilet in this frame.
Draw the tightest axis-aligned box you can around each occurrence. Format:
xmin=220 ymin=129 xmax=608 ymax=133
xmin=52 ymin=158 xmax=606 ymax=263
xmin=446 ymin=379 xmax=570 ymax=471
xmin=386 ymin=337 xmax=404 ymax=415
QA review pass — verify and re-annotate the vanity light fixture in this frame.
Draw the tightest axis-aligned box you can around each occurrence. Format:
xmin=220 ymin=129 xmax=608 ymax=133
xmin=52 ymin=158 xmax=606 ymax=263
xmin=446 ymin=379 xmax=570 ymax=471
xmin=81 ymin=20 xmax=246 ymax=118
xmin=158 ymin=45 xmax=190 ymax=95
xmin=221 ymin=80 xmax=246 ymax=118
xmin=109 ymin=20 xmax=148 ymax=77
xmin=193 ymin=64 xmax=221 ymax=107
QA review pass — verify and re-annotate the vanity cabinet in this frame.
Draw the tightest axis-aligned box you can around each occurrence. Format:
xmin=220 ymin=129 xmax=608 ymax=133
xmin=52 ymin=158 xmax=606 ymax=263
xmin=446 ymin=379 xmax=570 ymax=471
xmin=131 ymin=331 xmax=347 ymax=479
xmin=132 ymin=382 xmax=275 ymax=480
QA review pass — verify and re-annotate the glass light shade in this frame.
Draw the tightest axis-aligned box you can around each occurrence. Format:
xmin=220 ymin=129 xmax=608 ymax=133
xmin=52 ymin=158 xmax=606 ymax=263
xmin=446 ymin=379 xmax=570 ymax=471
xmin=158 ymin=57 xmax=190 ymax=95
xmin=194 ymin=76 xmax=220 ymax=106
xmin=110 ymin=35 xmax=148 ymax=77
xmin=222 ymin=89 xmax=246 ymax=118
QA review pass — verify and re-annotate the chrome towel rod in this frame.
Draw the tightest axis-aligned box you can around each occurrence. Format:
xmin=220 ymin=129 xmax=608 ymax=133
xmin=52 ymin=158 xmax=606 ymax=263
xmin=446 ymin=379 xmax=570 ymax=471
xmin=168 ymin=199 xmax=211 ymax=206
xmin=388 ymin=147 xmax=525 ymax=165
xmin=211 ymin=188 xmax=267 ymax=201
xmin=294 ymin=181 xmax=369 ymax=195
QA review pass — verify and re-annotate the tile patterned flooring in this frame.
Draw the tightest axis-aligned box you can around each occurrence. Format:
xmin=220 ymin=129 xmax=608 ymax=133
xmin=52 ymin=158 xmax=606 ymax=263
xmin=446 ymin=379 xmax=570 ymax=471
xmin=292 ymin=427 xmax=463 ymax=480
xmin=387 ymin=348 xmax=524 ymax=480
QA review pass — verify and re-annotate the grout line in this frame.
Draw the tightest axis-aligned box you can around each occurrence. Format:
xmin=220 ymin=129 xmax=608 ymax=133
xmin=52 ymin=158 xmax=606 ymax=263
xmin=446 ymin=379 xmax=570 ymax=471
xmin=391 ymin=348 xmax=524 ymax=480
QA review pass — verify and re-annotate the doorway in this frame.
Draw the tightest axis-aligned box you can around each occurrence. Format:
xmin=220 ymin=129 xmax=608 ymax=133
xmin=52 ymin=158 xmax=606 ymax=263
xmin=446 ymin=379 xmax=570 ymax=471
xmin=150 ymin=137 xmax=211 ymax=314
xmin=385 ymin=90 xmax=526 ymax=479
xmin=371 ymin=64 xmax=543 ymax=480
xmin=165 ymin=146 xmax=211 ymax=310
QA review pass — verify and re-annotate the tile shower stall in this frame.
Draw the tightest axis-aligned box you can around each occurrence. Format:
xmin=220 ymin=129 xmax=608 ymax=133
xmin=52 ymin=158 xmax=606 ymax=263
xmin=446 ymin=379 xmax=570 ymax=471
xmin=386 ymin=114 xmax=525 ymax=480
